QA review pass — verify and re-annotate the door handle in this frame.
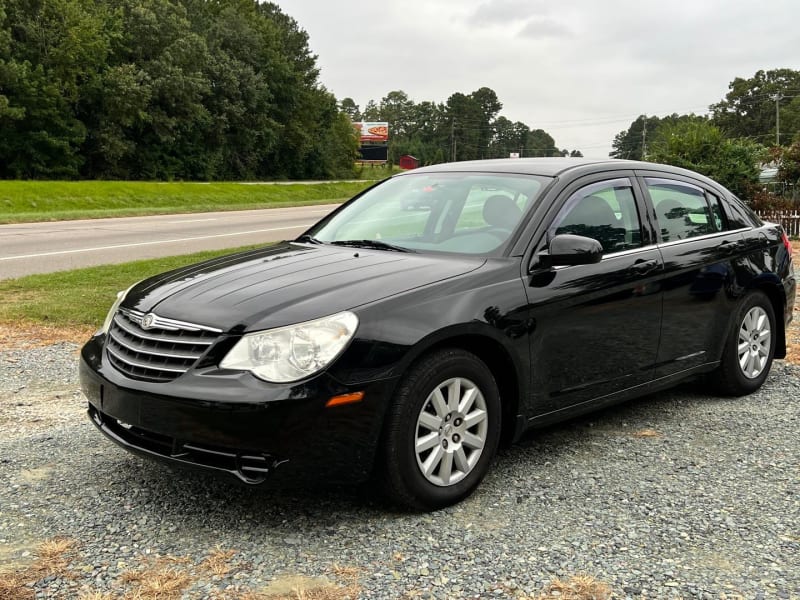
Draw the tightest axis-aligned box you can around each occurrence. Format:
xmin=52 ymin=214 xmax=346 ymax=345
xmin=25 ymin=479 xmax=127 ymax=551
xmin=718 ymin=240 xmax=738 ymax=255
xmin=629 ymin=259 xmax=659 ymax=275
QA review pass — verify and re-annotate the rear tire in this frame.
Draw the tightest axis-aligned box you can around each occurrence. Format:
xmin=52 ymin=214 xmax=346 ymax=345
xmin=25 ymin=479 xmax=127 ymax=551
xmin=381 ymin=349 xmax=501 ymax=511
xmin=712 ymin=291 xmax=776 ymax=396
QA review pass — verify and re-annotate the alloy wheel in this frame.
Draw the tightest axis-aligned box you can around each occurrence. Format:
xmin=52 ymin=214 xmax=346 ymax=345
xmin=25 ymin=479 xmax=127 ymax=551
xmin=414 ymin=377 xmax=488 ymax=487
xmin=737 ymin=306 xmax=771 ymax=379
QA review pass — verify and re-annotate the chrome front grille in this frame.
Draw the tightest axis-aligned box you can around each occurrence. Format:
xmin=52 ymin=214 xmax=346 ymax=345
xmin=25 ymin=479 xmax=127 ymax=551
xmin=106 ymin=308 xmax=222 ymax=382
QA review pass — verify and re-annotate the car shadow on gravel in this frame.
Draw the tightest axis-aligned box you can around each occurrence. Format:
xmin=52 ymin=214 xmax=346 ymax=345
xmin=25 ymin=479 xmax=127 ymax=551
xmin=79 ymin=363 xmax=797 ymax=530
xmin=91 ymin=379 xmax=713 ymax=520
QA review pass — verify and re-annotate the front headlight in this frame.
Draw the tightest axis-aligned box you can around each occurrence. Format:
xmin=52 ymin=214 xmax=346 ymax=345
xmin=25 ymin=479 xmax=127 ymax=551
xmin=220 ymin=311 xmax=359 ymax=383
xmin=98 ymin=282 xmax=138 ymax=335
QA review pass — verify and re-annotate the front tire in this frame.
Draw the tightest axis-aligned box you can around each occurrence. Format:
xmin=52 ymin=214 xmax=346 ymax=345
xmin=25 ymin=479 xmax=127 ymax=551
xmin=713 ymin=291 xmax=776 ymax=396
xmin=381 ymin=349 xmax=501 ymax=511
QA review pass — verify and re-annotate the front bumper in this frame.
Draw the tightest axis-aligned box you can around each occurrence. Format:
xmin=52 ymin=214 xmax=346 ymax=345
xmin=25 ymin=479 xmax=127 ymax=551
xmin=79 ymin=335 xmax=398 ymax=487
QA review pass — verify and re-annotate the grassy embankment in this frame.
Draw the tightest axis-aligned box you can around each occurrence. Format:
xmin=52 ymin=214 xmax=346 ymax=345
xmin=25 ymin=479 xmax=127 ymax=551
xmin=0 ymin=180 xmax=375 ymax=223
xmin=0 ymin=175 xmax=402 ymax=345
xmin=0 ymin=245 xmax=263 ymax=346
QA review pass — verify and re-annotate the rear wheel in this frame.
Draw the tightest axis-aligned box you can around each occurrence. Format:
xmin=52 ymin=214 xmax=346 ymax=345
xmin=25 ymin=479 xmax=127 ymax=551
xmin=713 ymin=291 xmax=776 ymax=396
xmin=381 ymin=349 xmax=501 ymax=511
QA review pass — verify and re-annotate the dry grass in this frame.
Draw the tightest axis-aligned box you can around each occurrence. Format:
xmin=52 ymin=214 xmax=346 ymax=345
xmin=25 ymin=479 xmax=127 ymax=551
xmin=0 ymin=571 xmax=28 ymax=600
xmin=0 ymin=540 xmax=360 ymax=600
xmin=0 ymin=321 xmax=91 ymax=350
xmin=0 ymin=537 xmax=77 ymax=600
xmin=527 ymin=574 xmax=613 ymax=600
xmin=631 ymin=428 xmax=661 ymax=438
xmin=118 ymin=556 xmax=193 ymax=600
xmin=200 ymin=547 xmax=237 ymax=577
xmin=245 ymin=565 xmax=361 ymax=600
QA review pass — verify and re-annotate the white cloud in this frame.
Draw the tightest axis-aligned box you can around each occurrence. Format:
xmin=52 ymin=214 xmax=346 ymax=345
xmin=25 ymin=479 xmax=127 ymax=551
xmin=467 ymin=0 xmax=549 ymax=26
xmin=276 ymin=0 xmax=800 ymax=157
xmin=517 ymin=18 xmax=572 ymax=39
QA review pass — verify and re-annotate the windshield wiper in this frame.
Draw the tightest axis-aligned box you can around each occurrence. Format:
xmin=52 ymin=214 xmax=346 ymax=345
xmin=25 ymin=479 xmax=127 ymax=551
xmin=330 ymin=239 xmax=415 ymax=253
xmin=295 ymin=234 xmax=323 ymax=244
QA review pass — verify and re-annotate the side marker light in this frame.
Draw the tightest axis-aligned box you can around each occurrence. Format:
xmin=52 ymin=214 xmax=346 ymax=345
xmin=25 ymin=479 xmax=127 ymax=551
xmin=325 ymin=391 xmax=365 ymax=408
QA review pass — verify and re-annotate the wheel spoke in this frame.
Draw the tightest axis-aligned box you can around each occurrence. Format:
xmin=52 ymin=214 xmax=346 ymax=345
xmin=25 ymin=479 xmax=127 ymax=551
xmin=754 ymin=354 xmax=764 ymax=374
xmin=418 ymin=411 xmax=441 ymax=432
xmin=422 ymin=445 xmax=444 ymax=477
xmin=744 ymin=310 xmax=756 ymax=333
xmin=737 ymin=341 xmax=750 ymax=355
xmin=430 ymin=388 xmax=448 ymax=417
xmin=453 ymin=447 xmax=469 ymax=472
xmin=741 ymin=351 xmax=753 ymax=377
xmin=461 ymin=431 xmax=484 ymax=450
xmin=463 ymin=408 xmax=487 ymax=429
xmin=458 ymin=387 xmax=477 ymax=414
xmin=438 ymin=450 xmax=453 ymax=485
xmin=447 ymin=379 xmax=461 ymax=411
xmin=415 ymin=432 xmax=439 ymax=453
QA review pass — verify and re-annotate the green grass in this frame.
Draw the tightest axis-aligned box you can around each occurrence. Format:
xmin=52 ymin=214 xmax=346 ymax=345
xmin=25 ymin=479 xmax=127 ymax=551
xmin=0 ymin=245 xmax=263 ymax=330
xmin=0 ymin=180 xmax=374 ymax=223
xmin=352 ymin=164 xmax=404 ymax=180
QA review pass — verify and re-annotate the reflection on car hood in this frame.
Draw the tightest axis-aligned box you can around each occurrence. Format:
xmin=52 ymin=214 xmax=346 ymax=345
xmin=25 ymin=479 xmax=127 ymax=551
xmin=125 ymin=243 xmax=485 ymax=332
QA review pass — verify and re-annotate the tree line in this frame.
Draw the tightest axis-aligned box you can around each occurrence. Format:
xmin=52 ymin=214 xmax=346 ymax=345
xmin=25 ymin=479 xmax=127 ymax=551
xmin=0 ymin=0 xmax=358 ymax=180
xmin=609 ymin=69 xmax=800 ymax=203
xmin=341 ymin=88 xmax=581 ymax=166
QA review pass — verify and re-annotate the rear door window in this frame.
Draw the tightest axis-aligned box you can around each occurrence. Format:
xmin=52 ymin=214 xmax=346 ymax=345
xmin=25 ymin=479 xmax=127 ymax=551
xmin=645 ymin=178 xmax=718 ymax=242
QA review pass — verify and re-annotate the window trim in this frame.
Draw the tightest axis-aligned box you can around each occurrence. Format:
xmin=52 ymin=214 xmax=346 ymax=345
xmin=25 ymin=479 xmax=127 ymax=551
xmin=547 ymin=177 xmax=644 ymax=255
xmin=644 ymin=176 xmax=721 ymax=241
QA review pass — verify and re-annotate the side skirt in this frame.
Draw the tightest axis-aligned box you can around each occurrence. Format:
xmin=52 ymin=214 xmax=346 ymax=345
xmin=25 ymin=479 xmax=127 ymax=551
xmin=518 ymin=361 xmax=720 ymax=434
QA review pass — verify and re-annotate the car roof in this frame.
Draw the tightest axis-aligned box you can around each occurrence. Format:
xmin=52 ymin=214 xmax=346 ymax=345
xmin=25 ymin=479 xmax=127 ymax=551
xmin=402 ymin=157 xmax=724 ymax=189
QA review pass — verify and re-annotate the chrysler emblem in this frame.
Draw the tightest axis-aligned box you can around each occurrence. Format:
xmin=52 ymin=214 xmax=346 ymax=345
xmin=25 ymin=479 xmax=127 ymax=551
xmin=140 ymin=313 xmax=156 ymax=330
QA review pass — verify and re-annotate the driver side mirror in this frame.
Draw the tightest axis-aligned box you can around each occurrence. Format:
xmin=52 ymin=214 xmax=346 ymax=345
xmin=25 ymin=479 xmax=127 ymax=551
xmin=535 ymin=234 xmax=603 ymax=269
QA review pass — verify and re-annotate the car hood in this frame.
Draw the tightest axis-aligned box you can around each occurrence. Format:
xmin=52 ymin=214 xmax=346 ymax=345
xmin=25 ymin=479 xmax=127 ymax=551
xmin=125 ymin=243 xmax=485 ymax=332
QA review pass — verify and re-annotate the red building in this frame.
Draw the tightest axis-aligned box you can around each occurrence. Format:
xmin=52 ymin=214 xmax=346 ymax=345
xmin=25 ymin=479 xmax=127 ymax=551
xmin=398 ymin=155 xmax=419 ymax=170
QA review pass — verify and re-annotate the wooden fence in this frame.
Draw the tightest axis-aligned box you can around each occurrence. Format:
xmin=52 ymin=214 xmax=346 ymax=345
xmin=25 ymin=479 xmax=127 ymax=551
xmin=756 ymin=211 xmax=800 ymax=237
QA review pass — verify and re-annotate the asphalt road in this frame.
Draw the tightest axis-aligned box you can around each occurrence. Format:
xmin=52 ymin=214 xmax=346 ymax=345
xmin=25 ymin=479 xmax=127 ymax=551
xmin=0 ymin=204 xmax=339 ymax=280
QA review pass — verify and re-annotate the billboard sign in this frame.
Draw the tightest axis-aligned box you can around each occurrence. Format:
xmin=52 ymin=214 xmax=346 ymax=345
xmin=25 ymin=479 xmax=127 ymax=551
xmin=353 ymin=122 xmax=389 ymax=142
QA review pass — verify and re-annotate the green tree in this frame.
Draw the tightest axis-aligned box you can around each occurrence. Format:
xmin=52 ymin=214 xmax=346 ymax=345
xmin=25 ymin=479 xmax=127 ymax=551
xmin=711 ymin=69 xmax=800 ymax=144
xmin=0 ymin=0 xmax=359 ymax=180
xmin=610 ymin=115 xmax=661 ymax=160
xmin=0 ymin=0 xmax=116 ymax=177
xmin=775 ymin=141 xmax=800 ymax=186
xmin=470 ymin=86 xmax=502 ymax=158
xmin=647 ymin=120 xmax=765 ymax=198
xmin=340 ymin=97 xmax=361 ymax=121
xmin=526 ymin=129 xmax=558 ymax=157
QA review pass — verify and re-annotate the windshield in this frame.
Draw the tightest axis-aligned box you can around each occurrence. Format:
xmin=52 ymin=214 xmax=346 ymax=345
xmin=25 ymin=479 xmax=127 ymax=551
xmin=306 ymin=172 xmax=550 ymax=255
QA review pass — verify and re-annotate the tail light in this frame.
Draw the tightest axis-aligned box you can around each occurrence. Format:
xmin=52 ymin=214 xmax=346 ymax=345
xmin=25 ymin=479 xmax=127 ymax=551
xmin=782 ymin=231 xmax=793 ymax=257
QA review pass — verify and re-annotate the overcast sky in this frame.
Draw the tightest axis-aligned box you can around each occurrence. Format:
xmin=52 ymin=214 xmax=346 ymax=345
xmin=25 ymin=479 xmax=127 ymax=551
xmin=276 ymin=0 xmax=800 ymax=158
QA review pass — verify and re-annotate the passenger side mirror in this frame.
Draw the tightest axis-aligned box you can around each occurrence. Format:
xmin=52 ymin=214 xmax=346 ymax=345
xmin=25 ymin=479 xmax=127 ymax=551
xmin=537 ymin=234 xmax=603 ymax=269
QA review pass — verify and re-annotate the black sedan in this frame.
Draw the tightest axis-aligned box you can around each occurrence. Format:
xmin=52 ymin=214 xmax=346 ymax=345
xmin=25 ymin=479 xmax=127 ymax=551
xmin=80 ymin=158 xmax=796 ymax=510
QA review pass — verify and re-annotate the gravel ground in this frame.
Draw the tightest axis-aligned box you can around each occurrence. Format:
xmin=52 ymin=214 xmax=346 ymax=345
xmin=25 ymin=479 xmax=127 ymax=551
xmin=1 ymin=343 xmax=799 ymax=599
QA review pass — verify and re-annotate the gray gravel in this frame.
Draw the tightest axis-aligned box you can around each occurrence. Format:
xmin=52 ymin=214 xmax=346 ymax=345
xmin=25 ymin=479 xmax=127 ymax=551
xmin=1 ymin=343 xmax=799 ymax=599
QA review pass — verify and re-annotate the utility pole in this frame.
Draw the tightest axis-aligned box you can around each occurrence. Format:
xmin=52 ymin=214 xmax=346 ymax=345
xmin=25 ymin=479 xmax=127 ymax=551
xmin=775 ymin=93 xmax=783 ymax=146
xmin=641 ymin=115 xmax=647 ymax=160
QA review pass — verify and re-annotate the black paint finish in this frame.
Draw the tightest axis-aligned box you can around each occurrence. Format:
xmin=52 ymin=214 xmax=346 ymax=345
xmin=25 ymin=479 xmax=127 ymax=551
xmin=79 ymin=158 xmax=797 ymax=488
